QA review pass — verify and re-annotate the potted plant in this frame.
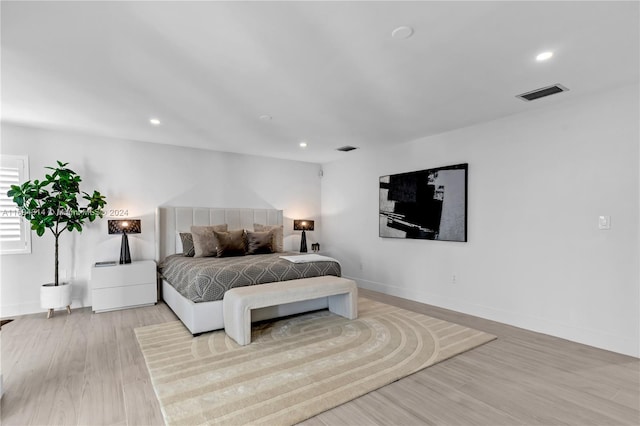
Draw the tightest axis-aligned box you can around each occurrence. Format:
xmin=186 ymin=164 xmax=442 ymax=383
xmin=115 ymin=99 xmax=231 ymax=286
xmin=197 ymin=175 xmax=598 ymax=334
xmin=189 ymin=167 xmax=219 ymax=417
xmin=7 ymin=161 xmax=107 ymax=318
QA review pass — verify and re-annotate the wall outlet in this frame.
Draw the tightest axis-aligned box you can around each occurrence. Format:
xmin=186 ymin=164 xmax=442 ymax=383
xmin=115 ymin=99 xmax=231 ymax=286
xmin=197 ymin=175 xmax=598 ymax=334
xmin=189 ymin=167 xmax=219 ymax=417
xmin=451 ymin=273 xmax=457 ymax=284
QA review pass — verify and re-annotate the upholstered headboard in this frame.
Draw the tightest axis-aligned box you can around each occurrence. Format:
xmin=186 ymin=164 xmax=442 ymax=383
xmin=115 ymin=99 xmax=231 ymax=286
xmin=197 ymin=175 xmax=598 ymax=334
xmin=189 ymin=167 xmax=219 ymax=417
xmin=155 ymin=207 xmax=283 ymax=261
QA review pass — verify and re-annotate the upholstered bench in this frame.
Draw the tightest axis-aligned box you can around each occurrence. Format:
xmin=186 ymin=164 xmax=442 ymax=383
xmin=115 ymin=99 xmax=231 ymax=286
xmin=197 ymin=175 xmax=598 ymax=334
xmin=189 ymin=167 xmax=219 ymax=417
xmin=223 ymin=276 xmax=358 ymax=345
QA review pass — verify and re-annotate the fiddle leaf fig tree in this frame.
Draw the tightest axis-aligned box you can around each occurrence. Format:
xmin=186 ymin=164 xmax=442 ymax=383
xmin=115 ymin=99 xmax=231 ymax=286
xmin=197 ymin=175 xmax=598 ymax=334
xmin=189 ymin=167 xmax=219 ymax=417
xmin=7 ymin=161 xmax=107 ymax=286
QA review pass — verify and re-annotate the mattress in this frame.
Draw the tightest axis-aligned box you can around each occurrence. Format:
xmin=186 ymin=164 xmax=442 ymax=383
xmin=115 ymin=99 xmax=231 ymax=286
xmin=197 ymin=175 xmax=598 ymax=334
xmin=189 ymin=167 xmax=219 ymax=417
xmin=160 ymin=252 xmax=341 ymax=302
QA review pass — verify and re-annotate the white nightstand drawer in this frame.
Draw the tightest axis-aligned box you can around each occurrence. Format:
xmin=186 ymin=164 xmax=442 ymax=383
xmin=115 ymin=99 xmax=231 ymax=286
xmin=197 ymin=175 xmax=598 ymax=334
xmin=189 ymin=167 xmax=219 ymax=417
xmin=92 ymin=261 xmax=156 ymax=289
xmin=92 ymin=283 xmax=156 ymax=312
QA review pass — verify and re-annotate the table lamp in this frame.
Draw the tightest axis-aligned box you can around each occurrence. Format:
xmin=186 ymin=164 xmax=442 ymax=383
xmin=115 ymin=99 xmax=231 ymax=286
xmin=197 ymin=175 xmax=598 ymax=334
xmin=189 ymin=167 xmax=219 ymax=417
xmin=293 ymin=220 xmax=314 ymax=253
xmin=108 ymin=219 xmax=141 ymax=264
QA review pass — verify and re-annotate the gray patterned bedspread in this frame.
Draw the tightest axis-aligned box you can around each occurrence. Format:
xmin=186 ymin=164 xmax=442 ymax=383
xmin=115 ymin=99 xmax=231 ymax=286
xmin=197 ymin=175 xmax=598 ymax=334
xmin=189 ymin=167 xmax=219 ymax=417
xmin=160 ymin=253 xmax=341 ymax=302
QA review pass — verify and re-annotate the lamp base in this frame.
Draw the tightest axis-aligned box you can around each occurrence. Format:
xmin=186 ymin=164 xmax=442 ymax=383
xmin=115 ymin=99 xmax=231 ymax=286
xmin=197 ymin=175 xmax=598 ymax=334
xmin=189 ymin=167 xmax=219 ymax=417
xmin=120 ymin=233 xmax=132 ymax=264
xmin=299 ymin=230 xmax=308 ymax=253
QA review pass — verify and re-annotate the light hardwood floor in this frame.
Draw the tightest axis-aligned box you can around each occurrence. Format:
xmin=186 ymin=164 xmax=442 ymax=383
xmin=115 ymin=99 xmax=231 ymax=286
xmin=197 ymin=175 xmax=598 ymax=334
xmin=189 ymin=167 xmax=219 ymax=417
xmin=1 ymin=289 xmax=638 ymax=425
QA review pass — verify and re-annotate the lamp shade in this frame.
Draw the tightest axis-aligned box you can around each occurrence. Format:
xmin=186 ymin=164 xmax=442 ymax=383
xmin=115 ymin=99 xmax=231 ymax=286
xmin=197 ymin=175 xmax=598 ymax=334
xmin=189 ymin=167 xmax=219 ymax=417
xmin=293 ymin=220 xmax=314 ymax=231
xmin=108 ymin=219 xmax=141 ymax=234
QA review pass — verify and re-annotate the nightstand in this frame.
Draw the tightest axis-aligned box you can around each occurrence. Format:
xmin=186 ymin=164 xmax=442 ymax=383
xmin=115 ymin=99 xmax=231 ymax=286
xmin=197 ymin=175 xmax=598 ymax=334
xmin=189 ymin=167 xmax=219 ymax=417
xmin=91 ymin=260 xmax=157 ymax=313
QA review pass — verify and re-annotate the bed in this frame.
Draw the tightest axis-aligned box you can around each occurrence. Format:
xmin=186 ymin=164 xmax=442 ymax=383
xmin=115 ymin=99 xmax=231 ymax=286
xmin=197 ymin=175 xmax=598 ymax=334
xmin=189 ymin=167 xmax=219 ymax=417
xmin=155 ymin=207 xmax=340 ymax=334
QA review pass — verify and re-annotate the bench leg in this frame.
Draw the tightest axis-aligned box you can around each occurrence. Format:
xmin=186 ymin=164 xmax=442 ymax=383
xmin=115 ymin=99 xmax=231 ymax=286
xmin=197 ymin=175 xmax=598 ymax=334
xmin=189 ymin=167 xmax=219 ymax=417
xmin=328 ymin=291 xmax=358 ymax=320
xmin=224 ymin=304 xmax=253 ymax=346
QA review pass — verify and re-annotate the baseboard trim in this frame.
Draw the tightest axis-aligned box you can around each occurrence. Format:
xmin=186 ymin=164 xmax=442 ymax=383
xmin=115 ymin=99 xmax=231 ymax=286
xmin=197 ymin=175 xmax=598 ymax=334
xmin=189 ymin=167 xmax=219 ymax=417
xmin=347 ymin=275 xmax=639 ymax=358
xmin=1 ymin=298 xmax=87 ymax=318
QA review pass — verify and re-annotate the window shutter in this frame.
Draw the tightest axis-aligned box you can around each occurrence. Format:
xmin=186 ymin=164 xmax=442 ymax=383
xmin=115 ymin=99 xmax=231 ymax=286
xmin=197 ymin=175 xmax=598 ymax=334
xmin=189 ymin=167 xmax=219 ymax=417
xmin=0 ymin=155 xmax=31 ymax=254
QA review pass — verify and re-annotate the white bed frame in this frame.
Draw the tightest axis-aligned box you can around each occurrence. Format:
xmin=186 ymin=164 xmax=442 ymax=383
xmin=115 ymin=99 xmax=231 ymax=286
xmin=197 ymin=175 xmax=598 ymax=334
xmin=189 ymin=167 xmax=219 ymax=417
xmin=155 ymin=207 xmax=328 ymax=334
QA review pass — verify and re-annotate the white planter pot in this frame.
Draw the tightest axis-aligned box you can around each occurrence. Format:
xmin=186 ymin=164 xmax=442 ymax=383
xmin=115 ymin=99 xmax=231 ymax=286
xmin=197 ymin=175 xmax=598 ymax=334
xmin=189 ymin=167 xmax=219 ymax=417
xmin=40 ymin=283 xmax=72 ymax=318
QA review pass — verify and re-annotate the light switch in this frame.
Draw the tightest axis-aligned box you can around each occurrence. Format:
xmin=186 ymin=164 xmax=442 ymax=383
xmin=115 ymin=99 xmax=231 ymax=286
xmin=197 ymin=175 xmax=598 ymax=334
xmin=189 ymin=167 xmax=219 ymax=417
xmin=598 ymin=215 xmax=611 ymax=230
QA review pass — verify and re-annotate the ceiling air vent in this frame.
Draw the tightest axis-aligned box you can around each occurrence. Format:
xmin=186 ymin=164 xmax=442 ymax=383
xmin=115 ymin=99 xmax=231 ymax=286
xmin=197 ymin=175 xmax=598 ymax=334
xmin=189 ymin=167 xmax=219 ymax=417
xmin=516 ymin=84 xmax=569 ymax=101
xmin=336 ymin=146 xmax=358 ymax=152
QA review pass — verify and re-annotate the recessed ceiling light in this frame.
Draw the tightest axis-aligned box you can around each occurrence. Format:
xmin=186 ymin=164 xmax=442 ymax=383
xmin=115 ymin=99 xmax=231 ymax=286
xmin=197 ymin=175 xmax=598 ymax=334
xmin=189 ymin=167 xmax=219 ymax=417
xmin=391 ymin=26 xmax=414 ymax=40
xmin=259 ymin=114 xmax=272 ymax=121
xmin=536 ymin=51 xmax=554 ymax=61
xmin=149 ymin=118 xmax=161 ymax=126
xmin=299 ymin=142 xmax=307 ymax=148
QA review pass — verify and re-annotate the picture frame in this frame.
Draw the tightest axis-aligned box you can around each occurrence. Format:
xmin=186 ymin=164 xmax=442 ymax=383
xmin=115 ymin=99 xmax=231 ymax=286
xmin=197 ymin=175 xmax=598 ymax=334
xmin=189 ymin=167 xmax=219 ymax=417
xmin=379 ymin=163 xmax=468 ymax=242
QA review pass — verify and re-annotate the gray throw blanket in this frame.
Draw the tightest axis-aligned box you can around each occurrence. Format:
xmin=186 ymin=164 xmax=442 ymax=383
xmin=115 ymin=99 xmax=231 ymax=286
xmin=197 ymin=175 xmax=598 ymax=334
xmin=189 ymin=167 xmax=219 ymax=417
xmin=161 ymin=252 xmax=341 ymax=302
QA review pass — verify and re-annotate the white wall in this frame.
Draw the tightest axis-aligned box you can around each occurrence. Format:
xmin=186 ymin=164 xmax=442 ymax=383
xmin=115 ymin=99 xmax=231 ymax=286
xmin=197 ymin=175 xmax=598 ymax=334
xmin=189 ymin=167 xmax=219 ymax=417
xmin=321 ymin=85 xmax=639 ymax=357
xmin=0 ymin=125 xmax=322 ymax=317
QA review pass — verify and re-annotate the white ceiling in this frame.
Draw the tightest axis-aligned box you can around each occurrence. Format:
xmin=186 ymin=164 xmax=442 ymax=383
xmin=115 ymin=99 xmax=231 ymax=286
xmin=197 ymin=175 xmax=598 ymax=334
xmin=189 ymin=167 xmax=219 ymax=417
xmin=2 ymin=1 xmax=638 ymax=164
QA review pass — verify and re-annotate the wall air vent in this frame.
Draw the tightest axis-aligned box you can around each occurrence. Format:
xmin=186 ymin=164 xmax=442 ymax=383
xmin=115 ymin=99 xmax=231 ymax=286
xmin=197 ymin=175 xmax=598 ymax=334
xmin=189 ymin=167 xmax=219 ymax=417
xmin=336 ymin=146 xmax=358 ymax=152
xmin=516 ymin=84 xmax=569 ymax=101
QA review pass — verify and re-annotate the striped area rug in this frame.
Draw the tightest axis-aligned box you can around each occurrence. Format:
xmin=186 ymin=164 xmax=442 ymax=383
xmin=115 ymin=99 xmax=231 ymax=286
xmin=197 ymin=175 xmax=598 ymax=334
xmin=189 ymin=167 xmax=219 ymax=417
xmin=135 ymin=298 xmax=496 ymax=425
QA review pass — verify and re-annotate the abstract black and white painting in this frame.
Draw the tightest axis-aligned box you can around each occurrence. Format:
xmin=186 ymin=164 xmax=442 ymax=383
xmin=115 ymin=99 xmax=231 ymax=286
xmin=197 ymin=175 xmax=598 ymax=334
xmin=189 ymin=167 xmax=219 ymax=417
xmin=379 ymin=163 xmax=467 ymax=242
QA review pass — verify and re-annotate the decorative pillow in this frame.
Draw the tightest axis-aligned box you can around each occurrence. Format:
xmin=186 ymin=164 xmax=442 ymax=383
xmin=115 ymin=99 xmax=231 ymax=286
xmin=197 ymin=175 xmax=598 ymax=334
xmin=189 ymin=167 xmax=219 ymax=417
xmin=179 ymin=232 xmax=195 ymax=257
xmin=246 ymin=231 xmax=274 ymax=255
xmin=253 ymin=224 xmax=284 ymax=252
xmin=213 ymin=229 xmax=247 ymax=257
xmin=190 ymin=224 xmax=228 ymax=257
